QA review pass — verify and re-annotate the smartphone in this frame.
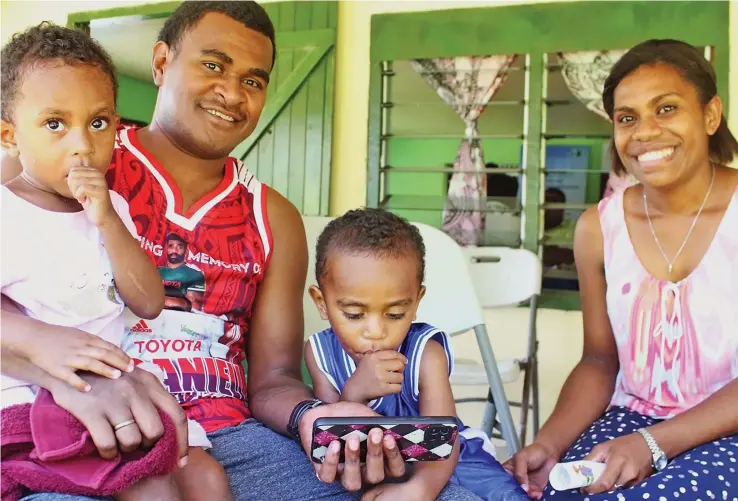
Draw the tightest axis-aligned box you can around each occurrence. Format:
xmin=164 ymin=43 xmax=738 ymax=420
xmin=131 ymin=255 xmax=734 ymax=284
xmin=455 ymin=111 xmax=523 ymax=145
xmin=311 ymin=416 xmax=459 ymax=464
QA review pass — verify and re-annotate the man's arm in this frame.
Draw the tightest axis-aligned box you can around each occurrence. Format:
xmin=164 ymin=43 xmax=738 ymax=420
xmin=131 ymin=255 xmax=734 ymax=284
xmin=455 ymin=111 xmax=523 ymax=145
xmin=1 ymin=296 xmax=188 ymax=462
xmin=2 ymin=293 xmax=133 ymax=390
xmin=1 ymin=296 xmax=69 ymax=392
xmin=246 ymin=187 xmax=313 ymax=433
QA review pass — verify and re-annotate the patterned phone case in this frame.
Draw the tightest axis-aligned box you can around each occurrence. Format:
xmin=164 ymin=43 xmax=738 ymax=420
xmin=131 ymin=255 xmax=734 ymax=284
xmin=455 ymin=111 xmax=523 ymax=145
xmin=311 ymin=417 xmax=459 ymax=463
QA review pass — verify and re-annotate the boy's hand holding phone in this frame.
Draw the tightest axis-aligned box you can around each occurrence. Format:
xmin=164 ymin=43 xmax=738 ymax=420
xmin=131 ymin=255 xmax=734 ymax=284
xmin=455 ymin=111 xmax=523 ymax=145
xmin=341 ymin=350 xmax=407 ymax=404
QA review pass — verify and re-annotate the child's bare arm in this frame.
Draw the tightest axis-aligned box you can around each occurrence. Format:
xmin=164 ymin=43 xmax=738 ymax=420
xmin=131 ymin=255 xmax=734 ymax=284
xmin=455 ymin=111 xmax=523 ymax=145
xmin=66 ymin=166 xmax=164 ymax=320
xmin=99 ymin=215 xmax=164 ymax=319
xmin=173 ymin=447 xmax=233 ymax=501
xmin=304 ymin=341 xmax=341 ymax=403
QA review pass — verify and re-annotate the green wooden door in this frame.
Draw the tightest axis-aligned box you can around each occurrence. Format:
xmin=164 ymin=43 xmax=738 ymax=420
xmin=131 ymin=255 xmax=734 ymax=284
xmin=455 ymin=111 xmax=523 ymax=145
xmin=233 ymin=1 xmax=336 ymax=216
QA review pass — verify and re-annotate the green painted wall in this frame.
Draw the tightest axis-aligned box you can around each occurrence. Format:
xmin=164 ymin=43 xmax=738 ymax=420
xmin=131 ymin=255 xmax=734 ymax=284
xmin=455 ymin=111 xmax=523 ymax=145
xmin=370 ymin=2 xmax=730 ymax=92
xmin=117 ymin=74 xmax=157 ymax=124
xmin=240 ymin=1 xmax=337 ymax=216
xmin=386 ymin=138 xmax=522 ymax=227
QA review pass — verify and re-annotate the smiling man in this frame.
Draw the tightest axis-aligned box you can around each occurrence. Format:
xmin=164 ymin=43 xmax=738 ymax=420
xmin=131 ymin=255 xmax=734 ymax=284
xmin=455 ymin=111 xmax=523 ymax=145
xmin=0 ymin=2 xmax=465 ymax=501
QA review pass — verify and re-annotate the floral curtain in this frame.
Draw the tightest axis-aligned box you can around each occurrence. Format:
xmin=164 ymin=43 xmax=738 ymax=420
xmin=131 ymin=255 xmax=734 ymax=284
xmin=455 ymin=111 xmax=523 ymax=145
xmin=557 ymin=50 xmax=638 ymax=195
xmin=411 ymin=55 xmax=517 ymax=246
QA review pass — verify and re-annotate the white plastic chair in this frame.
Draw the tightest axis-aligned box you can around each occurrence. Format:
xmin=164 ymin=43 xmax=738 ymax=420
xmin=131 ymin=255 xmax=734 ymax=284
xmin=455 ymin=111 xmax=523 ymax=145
xmin=453 ymin=246 xmax=542 ymax=446
xmin=302 ymin=216 xmax=332 ymax=338
xmin=301 ymin=215 xmax=521 ymax=453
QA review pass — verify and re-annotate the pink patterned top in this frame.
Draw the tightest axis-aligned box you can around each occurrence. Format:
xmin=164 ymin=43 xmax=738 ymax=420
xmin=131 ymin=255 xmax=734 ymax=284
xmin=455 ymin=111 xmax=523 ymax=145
xmin=599 ymin=186 xmax=738 ymax=419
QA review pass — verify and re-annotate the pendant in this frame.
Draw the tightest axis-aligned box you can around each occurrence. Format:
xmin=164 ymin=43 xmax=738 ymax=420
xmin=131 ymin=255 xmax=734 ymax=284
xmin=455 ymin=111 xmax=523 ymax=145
xmin=668 ymin=264 xmax=673 ymax=275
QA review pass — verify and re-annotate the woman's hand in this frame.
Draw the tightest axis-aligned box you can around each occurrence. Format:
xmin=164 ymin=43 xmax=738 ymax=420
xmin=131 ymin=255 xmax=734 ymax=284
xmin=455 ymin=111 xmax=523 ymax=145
xmin=503 ymin=441 xmax=560 ymax=499
xmin=582 ymin=432 xmax=653 ymax=494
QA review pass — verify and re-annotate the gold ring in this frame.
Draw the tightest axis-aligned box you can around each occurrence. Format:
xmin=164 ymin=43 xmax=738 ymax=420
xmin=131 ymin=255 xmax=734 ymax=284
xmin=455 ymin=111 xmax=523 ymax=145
xmin=113 ymin=419 xmax=136 ymax=431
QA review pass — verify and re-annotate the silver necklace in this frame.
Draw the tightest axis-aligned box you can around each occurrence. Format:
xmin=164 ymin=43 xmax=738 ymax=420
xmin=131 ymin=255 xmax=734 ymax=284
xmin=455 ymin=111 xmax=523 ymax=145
xmin=643 ymin=166 xmax=715 ymax=276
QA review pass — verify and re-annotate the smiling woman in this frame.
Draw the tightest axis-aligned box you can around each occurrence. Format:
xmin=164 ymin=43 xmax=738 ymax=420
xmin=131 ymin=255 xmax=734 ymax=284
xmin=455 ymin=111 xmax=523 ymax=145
xmin=604 ymin=40 xmax=738 ymax=186
xmin=504 ymin=39 xmax=738 ymax=501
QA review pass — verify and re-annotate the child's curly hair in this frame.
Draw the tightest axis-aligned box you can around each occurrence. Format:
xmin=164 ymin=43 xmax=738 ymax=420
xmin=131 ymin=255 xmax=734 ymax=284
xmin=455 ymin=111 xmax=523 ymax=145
xmin=1 ymin=22 xmax=118 ymax=122
xmin=315 ymin=208 xmax=426 ymax=287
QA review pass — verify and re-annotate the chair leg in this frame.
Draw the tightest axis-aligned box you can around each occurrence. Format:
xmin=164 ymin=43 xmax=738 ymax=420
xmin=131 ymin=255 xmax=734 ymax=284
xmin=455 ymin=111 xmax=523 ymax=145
xmin=481 ymin=389 xmax=497 ymax=438
xmin=527 ymin=297 xmax=540 ymax=439
xmin=532 ymin=351 xmax=540 ymax=436
xmin=519 ymin=360 xmax=532 ymax=447
xmin=474 ymin=325 xmax=521 ymax=454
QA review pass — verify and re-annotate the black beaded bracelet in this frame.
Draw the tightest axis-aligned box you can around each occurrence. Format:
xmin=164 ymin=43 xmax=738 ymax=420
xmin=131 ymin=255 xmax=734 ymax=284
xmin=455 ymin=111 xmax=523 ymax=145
xmin=286 ymin=398 xmax=325 ymax=442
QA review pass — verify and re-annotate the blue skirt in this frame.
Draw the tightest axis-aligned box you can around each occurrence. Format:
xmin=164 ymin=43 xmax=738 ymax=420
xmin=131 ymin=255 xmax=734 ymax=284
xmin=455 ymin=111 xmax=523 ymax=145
xmin=542 ymin=407 xmax=738 ymax=501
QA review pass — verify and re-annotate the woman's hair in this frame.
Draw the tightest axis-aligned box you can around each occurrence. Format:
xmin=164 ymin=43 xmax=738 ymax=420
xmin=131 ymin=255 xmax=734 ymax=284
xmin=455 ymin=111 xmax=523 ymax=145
xmin=602 ymin=39 xmax=738 ymax=176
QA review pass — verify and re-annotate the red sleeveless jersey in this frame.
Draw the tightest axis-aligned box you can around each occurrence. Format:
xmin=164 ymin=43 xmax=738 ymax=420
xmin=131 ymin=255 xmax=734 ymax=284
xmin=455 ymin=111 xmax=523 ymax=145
xmin=108 ymin=126 xmax=272 ymax=432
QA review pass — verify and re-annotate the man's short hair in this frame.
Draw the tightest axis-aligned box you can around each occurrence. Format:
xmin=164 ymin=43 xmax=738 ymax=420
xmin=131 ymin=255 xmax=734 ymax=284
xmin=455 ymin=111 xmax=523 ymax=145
xmin=158 ymin=1 xmax=276 ymax=68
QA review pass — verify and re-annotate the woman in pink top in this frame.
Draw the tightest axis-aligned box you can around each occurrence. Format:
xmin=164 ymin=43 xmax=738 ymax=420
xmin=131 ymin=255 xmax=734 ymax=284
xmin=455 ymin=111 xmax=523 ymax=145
xmin=506 ymin=39 xmax=738 ymax=501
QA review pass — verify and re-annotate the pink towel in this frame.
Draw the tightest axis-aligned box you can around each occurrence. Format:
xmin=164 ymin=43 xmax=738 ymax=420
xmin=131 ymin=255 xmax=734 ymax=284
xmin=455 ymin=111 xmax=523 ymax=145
xmin=1 ymin=389 xmax=179 ymax=501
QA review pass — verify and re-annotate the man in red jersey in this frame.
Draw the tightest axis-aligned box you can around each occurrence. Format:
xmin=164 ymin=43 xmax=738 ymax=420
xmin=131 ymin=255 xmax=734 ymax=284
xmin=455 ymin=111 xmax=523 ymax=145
xmin=0 ymin=3 xmax=493 ymax=501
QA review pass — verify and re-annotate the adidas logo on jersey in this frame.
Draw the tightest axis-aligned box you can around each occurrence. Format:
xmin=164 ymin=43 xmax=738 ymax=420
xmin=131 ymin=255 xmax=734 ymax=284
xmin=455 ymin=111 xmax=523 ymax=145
xmin=130 ymin=320 xmax=152 ymax=333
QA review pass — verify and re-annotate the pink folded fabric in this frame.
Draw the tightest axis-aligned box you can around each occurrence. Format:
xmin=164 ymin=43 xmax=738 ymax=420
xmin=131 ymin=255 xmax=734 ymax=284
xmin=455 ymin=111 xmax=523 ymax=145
xmin=1 ymin=389 xmax=179 ymax=501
